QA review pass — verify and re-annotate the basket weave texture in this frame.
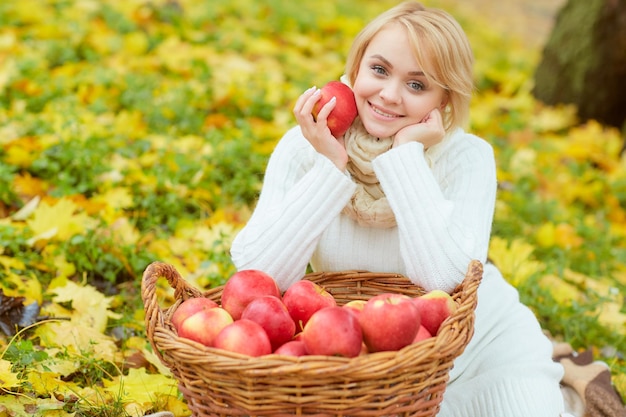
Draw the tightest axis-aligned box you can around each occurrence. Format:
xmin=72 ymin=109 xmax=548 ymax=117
xmin=141 ymin=260 xmax=483 ymax=417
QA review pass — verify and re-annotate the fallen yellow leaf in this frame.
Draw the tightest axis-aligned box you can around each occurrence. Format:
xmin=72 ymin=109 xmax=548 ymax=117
xmin=0 ymin=359 xmax=21 ymax=389
xmin=488 ymin=236 xmax=544 ymax=286
xmin=49 ymin=280 xmax=120 ymax=332
xmin=26 ymin=198 xmax=98 ymax=244
xmin=103 ymin=368 xmax=179 ymax=410
xmin=538 ymin=274 xmax=584 ymax=304
xmin=34 ymin=321 xmax=120 ymax=363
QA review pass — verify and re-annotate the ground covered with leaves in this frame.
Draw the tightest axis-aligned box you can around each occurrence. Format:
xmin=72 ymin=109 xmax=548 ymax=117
xmin=0 ymin=0 xmax=624 ymax=415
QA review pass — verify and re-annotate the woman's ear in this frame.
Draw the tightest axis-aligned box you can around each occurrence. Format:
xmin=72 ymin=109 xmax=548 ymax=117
xmin=439 ymin=93 xmax=449 ymax=110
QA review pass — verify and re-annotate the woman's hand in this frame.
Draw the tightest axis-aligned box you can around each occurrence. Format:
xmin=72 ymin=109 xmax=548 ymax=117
xmin=393 ymin=107 xmax=446 ymax=150
xmin=293 ymin=87 xmax=349 ymax=171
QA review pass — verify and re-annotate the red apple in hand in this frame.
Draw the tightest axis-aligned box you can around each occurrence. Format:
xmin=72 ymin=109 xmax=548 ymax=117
xmin=311 ymin=81 xmax=358 ymax=138
xmin=412 ymin=290 xmax=457 ymax=336
xmin=221 ymin=269 xmax=281 ymax=320
xmin=214 ymin=319 xmax=272 ymax=357
xmin=241 ymin=295 xmax=296 ymax=351
xmin=171 ymin=297 xmax=218 ymax=330
xmin=358 ymin=293 xmax=420 ymax=353
xmin=283 ymin=280 xmax=337 ymax=331
xmin=302 ymin=307 xmax=363 ymax=358
xmin=177 ymin=307 xmax=233 ymax=347
xmin=274 ymin=340 xmax=308 ymax=357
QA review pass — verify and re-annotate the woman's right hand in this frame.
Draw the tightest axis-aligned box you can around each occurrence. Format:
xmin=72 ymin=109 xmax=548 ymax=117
xmin=293 ymin=87 xmax=349 ymax=171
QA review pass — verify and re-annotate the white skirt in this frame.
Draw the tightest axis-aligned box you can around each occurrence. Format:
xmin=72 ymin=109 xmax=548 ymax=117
xmin=439 ymin=263 xmax=565 ymax=417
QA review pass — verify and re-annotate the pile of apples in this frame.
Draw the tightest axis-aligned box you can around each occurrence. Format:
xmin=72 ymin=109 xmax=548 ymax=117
xmin=171 ymin=270 xmax=457 ymax=358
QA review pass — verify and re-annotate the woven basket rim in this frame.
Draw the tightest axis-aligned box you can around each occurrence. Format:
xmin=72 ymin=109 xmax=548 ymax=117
xmin=142 ymin=261 xmax=482 ymax=364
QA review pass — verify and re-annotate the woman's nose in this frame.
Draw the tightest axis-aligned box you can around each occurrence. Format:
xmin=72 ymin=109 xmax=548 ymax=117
xmin=379 ymin=82 xmax=401 ymax=104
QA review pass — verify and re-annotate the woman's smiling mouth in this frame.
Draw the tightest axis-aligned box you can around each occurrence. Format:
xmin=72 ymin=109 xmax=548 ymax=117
xmin=370 ymin=103 xmax=402 ymax=118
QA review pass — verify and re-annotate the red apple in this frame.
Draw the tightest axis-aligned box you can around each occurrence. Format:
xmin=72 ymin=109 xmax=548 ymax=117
xmin=213 ymin=319 xmax=272 ymax=357
xmin=301 ymin=306 xmax=363 ymax=358
xmin=241 ymin=295 xmax=296 ymax=351
xmin=412 ymin=290 xmax=457 ymax=336
xmin=283 ymin=280 xmax=337 ymax=331
xmin=343 ymin=299 xmax=367 ymax=319
xmin=177 ymin=307 xmax=233 ymax=347
xmin=273 ymin=340 xmax=308 ymax=357
xmin=412 ymin=325 xmax=433 ymax=344
xmin=358 ymin=293 xmax=420 ymax=353
xmin=171 ymin=297 xmax=218 ymax=330
xmin=221 ymin=269 xmax=281 ymax=320
xmin=311 ymin=81 xmax=358 ymax=138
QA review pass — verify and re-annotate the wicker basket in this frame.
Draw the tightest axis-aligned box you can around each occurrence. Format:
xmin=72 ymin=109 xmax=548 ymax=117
xmin=141 ymin=260 xmax=483 ymax=417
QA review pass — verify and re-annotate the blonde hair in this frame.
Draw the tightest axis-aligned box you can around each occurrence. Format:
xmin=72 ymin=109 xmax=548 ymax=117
xmin=345 ymin=1 xmax=474 ymax=132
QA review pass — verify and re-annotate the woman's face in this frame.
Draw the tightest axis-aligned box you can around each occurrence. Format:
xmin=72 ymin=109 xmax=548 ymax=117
xmin=352 ymin=23 xmax=448 ymax=139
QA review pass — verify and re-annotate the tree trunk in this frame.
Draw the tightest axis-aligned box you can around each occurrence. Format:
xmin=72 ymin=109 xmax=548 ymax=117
xmin=532 ymin=0 xmax=626 ymax=139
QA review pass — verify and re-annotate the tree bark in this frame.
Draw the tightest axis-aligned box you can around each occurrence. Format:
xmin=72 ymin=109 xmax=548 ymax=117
xmin=532 ymin=0 xmax=626 ymax=136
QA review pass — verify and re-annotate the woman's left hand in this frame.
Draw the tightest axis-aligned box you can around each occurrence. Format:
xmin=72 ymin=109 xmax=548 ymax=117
xmin=393 ymin=108 xmax=446 ymax=150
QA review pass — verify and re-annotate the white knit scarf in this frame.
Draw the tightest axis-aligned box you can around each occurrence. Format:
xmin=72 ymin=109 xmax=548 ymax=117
xmin=342 ymin=117 xmax=397 ymax=228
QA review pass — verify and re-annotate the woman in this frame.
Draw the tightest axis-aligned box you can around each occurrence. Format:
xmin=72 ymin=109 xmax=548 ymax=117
xmin=230 ymin=2 xmax=567 ymax=416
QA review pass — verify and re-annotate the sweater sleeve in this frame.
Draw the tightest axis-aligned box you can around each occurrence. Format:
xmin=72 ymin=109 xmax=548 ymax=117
xmin=372 ymin=133 xmax=497 ymax=293
xmin=230 ymin=126 xmax=357 ymax=291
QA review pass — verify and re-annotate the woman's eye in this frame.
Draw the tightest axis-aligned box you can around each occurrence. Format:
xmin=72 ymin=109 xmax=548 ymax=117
xmin=408 ymin=81 xmax=424 ymax=91
xmin=371 ymin=65 xmax=387 ymax=75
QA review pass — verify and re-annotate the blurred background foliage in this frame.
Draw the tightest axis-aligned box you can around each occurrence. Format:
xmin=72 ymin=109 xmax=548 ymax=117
xmin=0 ymin=0 xmax=624 ymax=415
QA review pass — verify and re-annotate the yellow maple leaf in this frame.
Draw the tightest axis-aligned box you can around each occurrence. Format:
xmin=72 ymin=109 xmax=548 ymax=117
xmin=0 ymin=255 xmax=25 ymax=271
xmin=26 ymin=198 xmax=98 ymax=244
xmin=595 ymin=301 xmax=626 ymax=331
xmin=537 ymin=274 xmax=584 ymax=304
xmin=560 ymin=269 xmax=626 ymax=331
xmin=123 ymin=397 xmax=190 ymax=417
xmin=0 ymin=271 xmax=43 ymax=305
xmin=105 ymin=217 xmax=140 ymax=246
xmin=31 ymin=349 xmax=80 ymax=378
xmin=49 ymin=280 xmax=120 ymax=332
xmin=562 ymin=121 xmax=623 ymax=172
xmin=0 ymin=392 xmax=71 ymax=416
xmin=103 ymin=368 xmax=179 ymax=409
xmin=26 ymin=369 xmax=80 ymax=397
xmin=92 ymin=186 xmax=134 ymax=216
xmin=488 ymin=236 xmax=544 ymax=286
xmin=3 ymin=136 xmax=42 ymax=168
xmin=34 ymin=321 xmax=119 ymax=363
xmin=51 ymin=253 xmax=76 ymax=278
xmin=0 ymin=395 xmax=34 ymax=417
xmin=0 ymin=359 xmax=21 ymax=389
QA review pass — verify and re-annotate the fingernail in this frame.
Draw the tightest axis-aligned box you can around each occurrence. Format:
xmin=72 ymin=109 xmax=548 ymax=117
xmin=313 ymin=88 xmax=321 ymax=96
xmin=329 ymin=96 xmax=336 ymax=103
xmin=307 ymin=86 xmax=316 ymax=92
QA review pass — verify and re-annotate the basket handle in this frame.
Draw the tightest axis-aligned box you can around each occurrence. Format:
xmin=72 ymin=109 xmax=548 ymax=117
xmin=141 ymin=261 xmax=203 ymax=359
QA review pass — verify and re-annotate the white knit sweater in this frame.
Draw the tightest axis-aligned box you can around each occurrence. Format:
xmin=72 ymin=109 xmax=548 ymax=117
xmin=230 ymin=126 xmax=565 ymax=416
